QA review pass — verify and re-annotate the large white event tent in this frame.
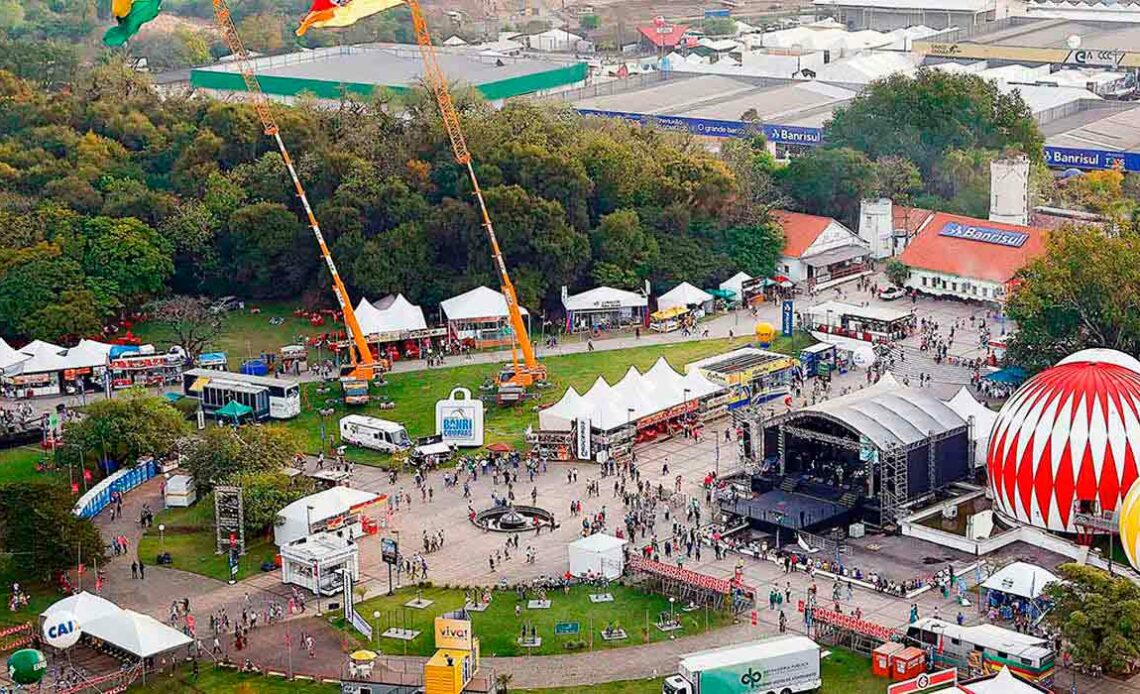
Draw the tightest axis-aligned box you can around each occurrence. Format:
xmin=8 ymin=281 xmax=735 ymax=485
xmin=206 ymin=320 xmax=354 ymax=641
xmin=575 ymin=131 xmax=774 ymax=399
xmin=980 ymin=562 xmax=1059 ymax=601
xmin=657 ymin=282 xmax=715 ymax=313
xmin=42 ymin=591 xmax=191 ymax=659
xmin=539 ymin=357 xmax=723 ymax=432
xmin=718 ymin=272 xmax=752 ymax=301
xmin=353 ymin=294 xmax=428 ymax=336
xmin=0 ymin=338 xmax=29 ymax=373
xmin=562 ymin=286 xmax=648 ymax=332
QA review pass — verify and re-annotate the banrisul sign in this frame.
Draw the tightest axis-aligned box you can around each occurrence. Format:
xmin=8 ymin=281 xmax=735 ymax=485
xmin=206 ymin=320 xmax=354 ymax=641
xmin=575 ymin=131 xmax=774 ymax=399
xmin=435 ymin=387 xmax=484 ymax=447
xmin=937 ymin=221 xmax=1029 ymax=248
xmin=575 ymin=109 xmax=823 ymax=145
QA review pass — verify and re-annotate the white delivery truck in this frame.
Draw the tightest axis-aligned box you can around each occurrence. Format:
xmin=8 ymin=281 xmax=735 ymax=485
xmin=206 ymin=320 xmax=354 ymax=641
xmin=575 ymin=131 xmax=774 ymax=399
xmin=663 ymin=636 xmax=822 ymax=694
xmin=339 ymin=415 xmax=411 ymax=453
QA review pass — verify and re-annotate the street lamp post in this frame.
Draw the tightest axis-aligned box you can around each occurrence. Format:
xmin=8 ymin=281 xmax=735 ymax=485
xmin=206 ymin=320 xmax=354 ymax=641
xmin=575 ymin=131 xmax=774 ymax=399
xmin=373 ymin=610 xmax=381 ymax=643
xmin=158 ymin=524 xmax=166 ymax=552
xmin=669 ymin=597 xmax=676 ymax=640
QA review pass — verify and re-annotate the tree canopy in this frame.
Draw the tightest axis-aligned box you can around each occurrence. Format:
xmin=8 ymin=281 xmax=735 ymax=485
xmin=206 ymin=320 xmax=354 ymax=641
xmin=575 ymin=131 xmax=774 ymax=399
xmin=65 ymin=391 xmax=189 ymax=462
xmin=1045 ymin=563 xmax=1140 ymax=675
xmin=0 ymin=482 xmax=105 ymax=582
xmin=825 ymin=69 xmax=1044 ymax=176
xmin=0 ymin=63 xmax=783 ymax=343
xmin=1005 ymin=225 xmax=1140 ymax=373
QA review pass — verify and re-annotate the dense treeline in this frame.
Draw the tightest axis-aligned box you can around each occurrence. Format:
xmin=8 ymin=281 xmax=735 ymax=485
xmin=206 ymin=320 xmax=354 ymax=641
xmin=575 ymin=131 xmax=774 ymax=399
xmin=0 ymin=60 xmax=786 ymax=343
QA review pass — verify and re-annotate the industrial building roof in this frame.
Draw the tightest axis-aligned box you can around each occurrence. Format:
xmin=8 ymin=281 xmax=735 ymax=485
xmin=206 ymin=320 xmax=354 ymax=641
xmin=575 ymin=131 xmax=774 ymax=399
xmin=192 ymin=44 xmax=587 ymax=101
xmin=573 ymin=76 xmax=853 ymax=128
xmin=814 ymin=0 xmax=993 ymax=10
xmin=970 ymin=17 xmax=1140 ymax=50
xmin=1043 ymin=103 xmax=1140 ymax=151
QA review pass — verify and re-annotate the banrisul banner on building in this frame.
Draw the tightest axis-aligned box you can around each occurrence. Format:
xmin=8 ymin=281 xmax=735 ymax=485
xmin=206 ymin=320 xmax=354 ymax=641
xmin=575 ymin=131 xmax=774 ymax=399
xmin=435 ymin=387 xmax=485 ymax=447
xmin=575 ymin=109 xmax=823 ymax=145
xmin=1044 ymin=146 xmax=1140 ymax=173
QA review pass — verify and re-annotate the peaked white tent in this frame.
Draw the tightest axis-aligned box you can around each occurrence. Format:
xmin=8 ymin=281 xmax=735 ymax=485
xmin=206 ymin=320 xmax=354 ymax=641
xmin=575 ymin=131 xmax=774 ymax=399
xmin=946 ymin=387 xmax=999 ymax=468
xmin=441 ymin=286 xmax=529 ymax=322
xmin=568 ymin=533 xmax=626 ymax=578
xmin=83 ymin=609 xmax=193 ymax=658
xmin=0 ymin=338 xmax=29 ymax=372
xmin=354 ymin=294 xmax=428 ymax=336
xmin=718 ymin=272 xmax=752 ymax=301
xmin=43 ymin=591 xmax=120 ymax=625
xmin=981 ymin=562 xmax=1059 ymax=600
xmin=658 ymin=282 xmax=715 ymax=312
xmin=563 ymin=286 xmax=648 ymax=332
xmin=959 ymin=665 xmax=1049 ymax=694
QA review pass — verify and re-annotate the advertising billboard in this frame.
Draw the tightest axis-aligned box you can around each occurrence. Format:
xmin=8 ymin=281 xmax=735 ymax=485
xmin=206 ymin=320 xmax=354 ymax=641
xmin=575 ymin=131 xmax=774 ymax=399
xmin=435 ymin=387 xmax=485 ymax=447
xmin=434 ymin=616 xmax=474 ymax=651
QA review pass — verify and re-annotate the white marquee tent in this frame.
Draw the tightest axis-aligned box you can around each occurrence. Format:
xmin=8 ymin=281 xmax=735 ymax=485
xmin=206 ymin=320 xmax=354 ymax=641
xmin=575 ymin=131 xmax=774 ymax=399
xmin=657 ymin=282 xmax=715 ymax=312
xmin=718 ymin=272 xmax=752 ymax=301
xmin=441 ymin=286 xmax=529 ymax=322
xmin=275 ymin=487 xmax=383 ymax=546
xmin=568 ymin=533 xmax=626 ymax=579
xmin=42 ymin=591 xmax=191 ymax=659
xmin=354 ymin=294 xmax=428 ymax=336
xmin=83 ymin=609 xmax=193 ymax=658
xmin=946 ymin=387 xmax=999 ymax=468
xmin=980 ymin=562 xmax=1059 ymax=600
xmin=539 ymin=357 xmax=723 ymax=432
xmin=0 ymin=338 xmax=28 ymax=373
xmin=562 ymin=286 xmax=647 ymax=312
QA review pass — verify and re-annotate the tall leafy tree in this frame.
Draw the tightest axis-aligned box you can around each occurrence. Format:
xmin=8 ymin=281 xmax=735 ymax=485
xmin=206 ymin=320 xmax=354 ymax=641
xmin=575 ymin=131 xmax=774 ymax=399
xmin=65 ymin=391 xmax=189 ymax=463
xmin=0 ymin=483 xmax=104 ymax=582
xmin=1045 ymin=564 xmax=1140 ymax=675
xmin=780 ymin=147 xmax=880 ymax=227
xmin=826 ymin=69 xmax=1043 ymax=175
xmin=1006 ymin=224 xmax=1140 ymax=372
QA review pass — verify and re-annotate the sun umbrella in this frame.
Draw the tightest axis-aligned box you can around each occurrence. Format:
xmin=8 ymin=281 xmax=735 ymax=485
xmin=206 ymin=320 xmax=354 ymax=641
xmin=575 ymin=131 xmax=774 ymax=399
xmin=486 ymin=442 xmax=513 ymax=453
xmin=350 ymin=650 xmax=377 ymax=662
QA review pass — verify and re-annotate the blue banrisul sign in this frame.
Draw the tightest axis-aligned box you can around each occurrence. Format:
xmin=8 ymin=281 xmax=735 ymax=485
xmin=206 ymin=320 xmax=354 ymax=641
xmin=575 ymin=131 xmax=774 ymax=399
xmin=938 ymin=221 xmax=1029 ymax=248
xmin=575 ymin=109 xmax=823 ymax=145
xmin=1044 ymin=146 xmax=1140 ymax=173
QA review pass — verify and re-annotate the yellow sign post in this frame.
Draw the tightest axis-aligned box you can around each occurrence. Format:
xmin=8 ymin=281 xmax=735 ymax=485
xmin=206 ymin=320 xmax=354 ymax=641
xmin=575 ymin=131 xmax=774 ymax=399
xmin=424 ymin=614 xmax=480 ymax=694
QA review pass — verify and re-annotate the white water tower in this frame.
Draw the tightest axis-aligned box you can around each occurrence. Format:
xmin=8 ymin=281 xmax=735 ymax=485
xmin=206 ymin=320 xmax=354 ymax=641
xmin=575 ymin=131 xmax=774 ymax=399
xmin=858 ymin=198 xmax=894 ymax=259
xmin=989 ymin=156 xmax=1030 ymax=227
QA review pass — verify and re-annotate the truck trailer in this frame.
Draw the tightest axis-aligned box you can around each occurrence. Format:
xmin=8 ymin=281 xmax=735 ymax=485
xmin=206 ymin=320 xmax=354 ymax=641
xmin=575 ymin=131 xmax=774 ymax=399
xmin=663 ymin=636 xmax=822 ymax=694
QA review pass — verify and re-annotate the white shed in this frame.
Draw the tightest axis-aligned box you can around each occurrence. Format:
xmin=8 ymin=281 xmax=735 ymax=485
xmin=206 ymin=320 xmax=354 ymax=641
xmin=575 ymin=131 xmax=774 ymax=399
xmin=280 ymin=532 xmax=360 ymax=596
xmin=163 ymin=474 xmax=197 ymax=508
xmin=567 ymin=533 xmax=626 ymax=579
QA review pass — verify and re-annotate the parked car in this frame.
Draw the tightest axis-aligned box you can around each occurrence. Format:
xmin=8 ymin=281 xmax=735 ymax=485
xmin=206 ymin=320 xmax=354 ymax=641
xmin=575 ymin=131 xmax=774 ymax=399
xmin=879 ymin=286 xmax=906 ymax=301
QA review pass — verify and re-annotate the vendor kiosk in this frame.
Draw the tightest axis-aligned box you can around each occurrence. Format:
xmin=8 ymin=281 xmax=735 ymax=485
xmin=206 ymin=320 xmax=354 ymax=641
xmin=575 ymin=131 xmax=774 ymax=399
xmin=279 ymin=533 xmax=360 ymax=596
xmin=799 ymin=343 xmax=836 ymax=378
xmin=649 ymin=306 xmax=688 ymax=333
xmin=108 ymin=352 xmax=183 ymax=390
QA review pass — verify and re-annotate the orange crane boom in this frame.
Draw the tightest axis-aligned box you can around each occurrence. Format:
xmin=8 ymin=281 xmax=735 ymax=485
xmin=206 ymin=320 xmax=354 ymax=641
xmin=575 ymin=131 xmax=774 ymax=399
xmin=407 ymin=0 xmax=545 ymax=392
xmin=211 ymin=0 xmax=382 ymax=382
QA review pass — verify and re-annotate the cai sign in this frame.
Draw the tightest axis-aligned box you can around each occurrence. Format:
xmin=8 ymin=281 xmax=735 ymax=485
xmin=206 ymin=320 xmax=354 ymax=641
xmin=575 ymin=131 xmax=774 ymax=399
xmin=435 ymin=387 xmax=485 ymax=447
xmin=938 ymin=221 xmax=1029 ymax=248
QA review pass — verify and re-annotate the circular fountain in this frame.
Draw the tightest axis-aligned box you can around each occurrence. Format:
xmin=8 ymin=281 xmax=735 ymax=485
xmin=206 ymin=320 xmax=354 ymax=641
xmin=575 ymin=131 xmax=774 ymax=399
xmin=472 ymin=504 xmax=556 ymax=533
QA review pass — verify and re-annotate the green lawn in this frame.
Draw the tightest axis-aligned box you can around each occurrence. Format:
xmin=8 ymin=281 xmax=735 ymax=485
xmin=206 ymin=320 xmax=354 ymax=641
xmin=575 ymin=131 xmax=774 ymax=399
xmin=130 ymin=666 xmax=337 ymax=693
xmin=133 ymin=302 xmax=321 ymax=367
xmin=289 ymin=333 xmax=814 ymax=465
xmin=136 ymin=496 xmax=276 ymax=582
xmin=347 ymin=585 xmax=734 ymax=657
xmin=516 ymin=679 xmax=662 ymax=694
xmin=0 ymin=445 xmax=57 ymax=486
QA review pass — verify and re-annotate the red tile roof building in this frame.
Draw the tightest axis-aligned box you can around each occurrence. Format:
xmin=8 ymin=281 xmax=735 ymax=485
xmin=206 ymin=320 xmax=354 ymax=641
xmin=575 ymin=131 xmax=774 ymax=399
xmin=898 ymin=212 xmax=1047 ymax=303
xmin=773 ymin=210 xmax=870 ymax=287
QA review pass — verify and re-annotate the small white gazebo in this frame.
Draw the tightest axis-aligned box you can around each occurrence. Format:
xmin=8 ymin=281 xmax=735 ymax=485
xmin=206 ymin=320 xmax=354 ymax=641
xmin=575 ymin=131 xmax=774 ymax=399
xmin=568 ymin=533 xmax=627 ymax=579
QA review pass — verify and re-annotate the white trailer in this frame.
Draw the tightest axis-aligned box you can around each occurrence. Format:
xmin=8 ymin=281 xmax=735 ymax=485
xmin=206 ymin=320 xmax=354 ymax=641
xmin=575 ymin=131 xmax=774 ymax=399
xmin=338 ymin=415 xmax=411 ymax=453
xmin=664 ymin=636 xmax=822 ymax=694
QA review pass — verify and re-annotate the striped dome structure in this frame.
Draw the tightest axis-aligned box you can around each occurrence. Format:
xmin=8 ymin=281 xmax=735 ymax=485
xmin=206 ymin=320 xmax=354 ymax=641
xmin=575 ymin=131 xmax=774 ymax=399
xmin=987 ymin=349 xmax=1140 ymax=533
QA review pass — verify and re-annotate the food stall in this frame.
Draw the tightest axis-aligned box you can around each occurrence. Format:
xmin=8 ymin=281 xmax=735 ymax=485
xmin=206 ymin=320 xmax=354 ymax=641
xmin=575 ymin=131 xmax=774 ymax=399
xmin=274 ymin=487 xmax=385 ymax=546
xmin=561 ymin=285 xmax=648 ymax=333
xmin=196 ymin=352 xmax=228 ymax=371
xmin=686 ymin=347 xmax=797 ymax=410
xmin=441 ymin=286 xmax=530 ymax=349
xmin=649 ymin=306 xmax=688 ymax=333
xmin=108 ymin=351 xmax=183 ymax=389
xmin=279 ymin=532 xmax=360 ymax=596
xmin=806 ymin=301 xmax=915 ymax=342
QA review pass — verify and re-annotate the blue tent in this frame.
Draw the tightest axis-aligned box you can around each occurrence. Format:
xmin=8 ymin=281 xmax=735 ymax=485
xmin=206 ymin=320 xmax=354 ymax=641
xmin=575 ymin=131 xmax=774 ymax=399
xmin=983 ymin=367 xmax=1028 ymax=385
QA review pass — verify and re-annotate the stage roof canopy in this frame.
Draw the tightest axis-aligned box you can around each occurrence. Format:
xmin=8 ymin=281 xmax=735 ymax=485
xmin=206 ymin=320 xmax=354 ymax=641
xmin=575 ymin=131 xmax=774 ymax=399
xmin=801 ymin=380 xmax=966 ymax=450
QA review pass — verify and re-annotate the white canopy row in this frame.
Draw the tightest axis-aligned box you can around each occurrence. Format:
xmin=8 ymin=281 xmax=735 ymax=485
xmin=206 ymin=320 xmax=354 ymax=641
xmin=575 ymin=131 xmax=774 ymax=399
xmin=353 ymin=294 xmax=427 ymax=336
xmin=539 ymin=357 xmax=723 ymax=432
xmin=0 ymin=338 xmax=114 ymax=376
xmin=562 ymin=286 xmax=647 ymax=312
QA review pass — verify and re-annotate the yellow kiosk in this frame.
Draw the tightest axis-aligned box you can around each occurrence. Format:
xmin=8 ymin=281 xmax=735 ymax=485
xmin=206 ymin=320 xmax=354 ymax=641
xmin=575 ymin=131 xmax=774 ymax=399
xmin=424 ymin=612 xmax=480 ymax=694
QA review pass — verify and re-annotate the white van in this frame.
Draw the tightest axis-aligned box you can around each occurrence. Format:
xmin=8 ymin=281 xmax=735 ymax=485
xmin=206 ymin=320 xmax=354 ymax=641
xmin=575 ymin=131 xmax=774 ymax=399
xmin=339 ymin=415 xmax=411 ymax=453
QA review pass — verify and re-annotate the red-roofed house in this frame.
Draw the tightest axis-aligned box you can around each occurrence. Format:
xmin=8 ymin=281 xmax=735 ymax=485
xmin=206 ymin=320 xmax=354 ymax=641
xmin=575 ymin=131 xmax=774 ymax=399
xmin=774 ymin=210 xmax=871 ymax=288
xmin=638 ymin=20 xmax=694 ymax=50
xmin=898 ymin=212 xmax=1047 ymax=303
